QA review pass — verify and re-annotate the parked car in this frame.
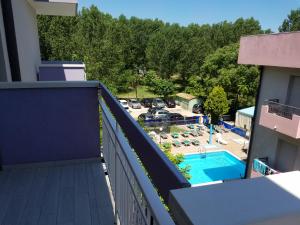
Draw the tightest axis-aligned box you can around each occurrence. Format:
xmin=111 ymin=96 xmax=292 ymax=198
xmin=138 ymin=113 xmax=154 ymax=121
xmin=141 ymin=98 xmax=152 ymax=108
xmin=153 ymin=110 xmax=169 ymax=120
xmin=164 ymin=98 xmax=176 ymax=108
xmin=148 ymin=106 xmax=165 ymax=114
xmin=166 ymin=113 xmax=184 ymax=121
xmin=152 ymin=98 xmax=166 ymax=108
xmin=192 ymin=103 xmax=203 ymax=114
xmin=128 ymin=99 xmax=141 ymax=109
xmin=119 ymin=99 xmax=129 ymax=110
xmin=164 ymin=113 xmax=184 ymax=125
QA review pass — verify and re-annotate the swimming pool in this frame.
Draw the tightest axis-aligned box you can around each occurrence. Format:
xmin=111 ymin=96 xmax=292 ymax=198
xmin=180 ymin=151 xmax=246 ymax=185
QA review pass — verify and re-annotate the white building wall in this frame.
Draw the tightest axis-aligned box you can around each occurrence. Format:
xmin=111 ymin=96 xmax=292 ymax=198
xmin=235 ymin=112 xmax=252 ymax=130
xmin=0 ymin=1 xmax=12 ymax=81
xmin=11 ymin=0 xmax=41 ymax=81
xmin=250 ymin=67 xmax=300 ymax=171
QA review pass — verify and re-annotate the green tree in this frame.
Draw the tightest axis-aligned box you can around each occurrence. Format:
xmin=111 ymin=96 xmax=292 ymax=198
xmin=279 ymin=9 xmax=300 ymax=32
xmin=160 ymin=143 xmax=191 ymax=180
xmin=152 ymin=79 xmax=175 ymax=98
xmin=38 ymin=5 xmax=263 ymax=97
xmin=204 ymin=86 xmax=229 ymax=124
xmin=187 ymin=44 xmax=259 ymax=112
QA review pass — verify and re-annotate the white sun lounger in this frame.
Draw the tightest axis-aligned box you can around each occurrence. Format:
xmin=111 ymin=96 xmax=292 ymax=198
xmin=216 ymin=133 xmax=228 ymax=145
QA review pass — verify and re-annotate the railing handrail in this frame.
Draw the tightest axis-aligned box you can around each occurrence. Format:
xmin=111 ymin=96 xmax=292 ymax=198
xmin=101 ymin=99 xmax=175 ymax=225
xmin=99 ymin=83 xmax=191 ymax=204
xmin=265 ymin=100 xmax=300 ymax=111
xmin=253 ymin=158 xmax=279 ymax=175
xmin=264 ymin=100 xmax=300 ymax=119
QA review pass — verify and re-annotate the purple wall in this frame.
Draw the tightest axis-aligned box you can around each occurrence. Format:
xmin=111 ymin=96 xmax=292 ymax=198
xmin=0 ymin=83 xmax=100 ymax=165
xmin=39 ymin=66 xmax=86 ymax=81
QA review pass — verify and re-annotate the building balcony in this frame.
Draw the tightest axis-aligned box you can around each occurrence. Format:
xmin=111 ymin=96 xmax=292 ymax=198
xmin=0 ymin=81 xmax=189 ymax=225
xmin=259 ymin=101 xmax=300 ymax=139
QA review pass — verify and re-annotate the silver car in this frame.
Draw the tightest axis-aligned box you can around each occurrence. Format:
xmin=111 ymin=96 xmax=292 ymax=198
xmin=128 ymin=99 xmax=141 ymax=109
xmin=152 ymin=98 xmax=166 ymax=108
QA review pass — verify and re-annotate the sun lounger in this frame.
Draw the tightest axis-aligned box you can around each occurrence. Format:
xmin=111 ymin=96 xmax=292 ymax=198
xmin=172 ymin=140 xmax=181 ymax=147
xmin=216 ymin=133 xmax=228 ymax=145
xmin=182 ymin=131 xmax=190 ymax=137
xmin=190 ymin=130 xmax=198 ymax=137
xmin=171 ymin=132 xmax=179 ymax=138
xmin=187 ymin=124 xmax=195 ymax=129
xmin=196 ymin=128 xmax=204 ymax=136
xmin=215 ymin=126 xmax=223 ymax=133
xmin=191 ymin=139 xmax=200 ymax=146
xmin=182 ymin=139 xmax=191 ymax=146
xmin=242 ymin=140 xmax=249 ymax=152
xmin=160 ymin=132 xmax=168 ymax=139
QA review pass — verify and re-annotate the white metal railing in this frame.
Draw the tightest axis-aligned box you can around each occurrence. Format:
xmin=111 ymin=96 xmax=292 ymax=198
xmin=253 ymin=158 xmax=279 ymax=176
xmin=100 ymin=98 xmax=175 ymax=225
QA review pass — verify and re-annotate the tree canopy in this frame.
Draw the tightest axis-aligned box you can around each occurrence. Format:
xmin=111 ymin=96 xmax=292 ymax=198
xmin=37 ymin=5 xmax=284 ymax=115
xmin=186 ymin=43 xmax=260 ymax=112
xmin=279 ymin=8 xmax=300 ymax=32
xmin=204 ymin=86 xmax=229 ymax=124
xmin=37 ymin=5 xmax=264 ymax=97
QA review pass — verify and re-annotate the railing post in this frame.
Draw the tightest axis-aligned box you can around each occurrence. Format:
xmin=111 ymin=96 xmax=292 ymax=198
xmin=113 ymin=119 xmax=118 ymax=224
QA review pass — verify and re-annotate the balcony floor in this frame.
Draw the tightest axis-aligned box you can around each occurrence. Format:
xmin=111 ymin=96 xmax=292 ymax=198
xmin=0 ymin=159 xmax=114 ymax=225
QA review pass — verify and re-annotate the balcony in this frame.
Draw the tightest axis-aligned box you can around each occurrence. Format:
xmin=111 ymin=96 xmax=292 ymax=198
xmin=259 ymin=101 xmax=300 ymax=139
xmin=0 ymin=81 xmax=189 ymax=225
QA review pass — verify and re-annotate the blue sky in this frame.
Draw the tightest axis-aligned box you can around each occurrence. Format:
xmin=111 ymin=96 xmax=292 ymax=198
xmin=79 ymin=0 xmax=300 ymax=32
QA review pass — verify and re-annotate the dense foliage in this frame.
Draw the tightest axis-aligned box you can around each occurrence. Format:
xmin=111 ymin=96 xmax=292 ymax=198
xmin=37 ymin=5 xmax=267 ymax=110
xmin=279 ymin=8 xmax=300 ymax=32
xmin=160 ymin=143 xmax=191 ymax=180
xmin=204 ymin=86 xmax=229 ymax=124
xmin=186 ymin=44 xmax=260 ymax=112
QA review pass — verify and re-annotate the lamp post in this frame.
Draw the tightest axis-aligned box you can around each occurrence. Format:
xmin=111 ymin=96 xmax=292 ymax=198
xmin=208 ymin=116 xmax=213 ymax=144
xmin=159 ymin=127 xmax=163 ymax=144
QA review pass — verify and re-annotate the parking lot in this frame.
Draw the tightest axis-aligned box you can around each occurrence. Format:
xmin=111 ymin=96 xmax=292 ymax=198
xmin=128 ymin=105 xmax=201 ymax=120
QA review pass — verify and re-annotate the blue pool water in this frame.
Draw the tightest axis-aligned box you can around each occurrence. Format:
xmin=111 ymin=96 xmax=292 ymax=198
xmin=180 ymin=151 xmax=246 ymax=185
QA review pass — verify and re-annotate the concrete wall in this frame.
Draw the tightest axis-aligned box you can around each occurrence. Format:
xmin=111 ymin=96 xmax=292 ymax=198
xmin=0 ymin=82 xmax=100 ymax=165
xmin=238 ymin=32 xmax=300 ymax=69
xmin=176 ymin=97 xmax=200 ymax=112
xmin=235 ymin=112 xmax=252 ymax=130
xmin=250 ymin=67 xmax=300 ymax=171
xmin=188 ymin=99 xmax=200 ymax=112
xmin=11 ymin=0 xmax=41 ymax=81
xmin=0 ymin=1 xmax=12 ymax=81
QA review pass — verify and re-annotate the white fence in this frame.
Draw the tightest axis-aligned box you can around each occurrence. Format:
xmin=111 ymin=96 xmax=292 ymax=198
xmin=100 ymin=98 xmax=175 ymax=225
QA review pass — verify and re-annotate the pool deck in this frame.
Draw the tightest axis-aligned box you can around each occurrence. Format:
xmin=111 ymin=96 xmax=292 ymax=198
xmin=157 ymin=125 xmax=248 ymax=160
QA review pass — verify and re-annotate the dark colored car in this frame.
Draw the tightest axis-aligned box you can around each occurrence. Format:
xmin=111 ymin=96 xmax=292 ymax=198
xmin=138 ymin=113 xmax=154 ymax=121
xmin=192 ymin=103 xmax=203 ymax=114
xmin=141 ymin=98 xmax=153 ymax=108
xmin=148 ymin=106 xmax=165 ymax=114
xmin=166 ymin=113 xmax=184 ymax=121
xmin=164 ymin=98 xmax=176 ymax=108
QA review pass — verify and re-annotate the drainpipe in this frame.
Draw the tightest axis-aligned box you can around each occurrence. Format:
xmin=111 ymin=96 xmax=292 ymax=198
xmin=244 ymin=66 xmax=264 ymax=178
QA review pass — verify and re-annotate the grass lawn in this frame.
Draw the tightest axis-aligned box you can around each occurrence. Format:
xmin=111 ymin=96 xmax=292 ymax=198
xmin=117 ymin=86 xmax=160 ymax=99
